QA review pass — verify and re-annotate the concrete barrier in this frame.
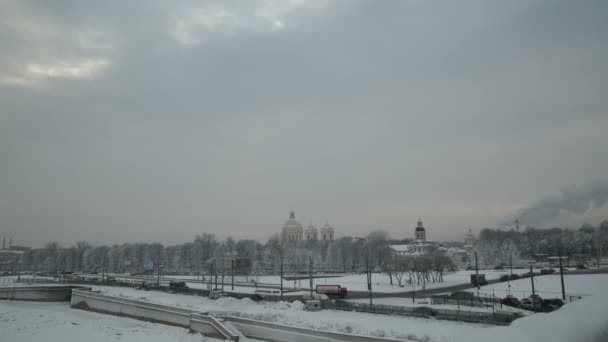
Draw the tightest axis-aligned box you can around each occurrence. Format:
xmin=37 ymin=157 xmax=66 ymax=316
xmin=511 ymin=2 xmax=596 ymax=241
xmin=69 ymin=290 xmax=408 ymax=342
xmin=0 ymin=285 xmax=91 ymax=301
xmin=70 ymin=289 xmax=239 ymax=340
xmin=224 ymin=316 xmax=406 ymax=342
xmin=191 ymin=313 xmax=240 ymax=340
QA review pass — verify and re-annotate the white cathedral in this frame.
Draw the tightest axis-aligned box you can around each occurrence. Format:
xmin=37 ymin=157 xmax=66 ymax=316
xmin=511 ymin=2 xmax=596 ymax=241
xmin=281 ymin=211 xmax=334 ymax=241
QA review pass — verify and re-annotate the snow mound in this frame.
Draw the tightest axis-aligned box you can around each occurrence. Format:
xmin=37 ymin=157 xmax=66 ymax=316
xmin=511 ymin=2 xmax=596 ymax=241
xmin=266 ymin=300 xmax=304 ymax=311
xmin=454 ymin=295 xmax=608 ymax=342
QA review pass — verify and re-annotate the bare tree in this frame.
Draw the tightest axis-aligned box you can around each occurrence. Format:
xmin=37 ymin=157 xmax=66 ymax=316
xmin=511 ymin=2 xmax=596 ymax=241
xmin=267 ymin=234 xmax=287 ymax=300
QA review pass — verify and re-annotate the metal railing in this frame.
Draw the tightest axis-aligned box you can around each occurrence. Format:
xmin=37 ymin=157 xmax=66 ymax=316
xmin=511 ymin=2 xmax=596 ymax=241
xmin=322 ymin=300 xmax=522 ymax=325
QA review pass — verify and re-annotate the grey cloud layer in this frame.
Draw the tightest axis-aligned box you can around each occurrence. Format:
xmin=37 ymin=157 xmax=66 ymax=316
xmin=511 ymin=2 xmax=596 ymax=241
xmin=1 ymin=0 xmax=607 ymax=246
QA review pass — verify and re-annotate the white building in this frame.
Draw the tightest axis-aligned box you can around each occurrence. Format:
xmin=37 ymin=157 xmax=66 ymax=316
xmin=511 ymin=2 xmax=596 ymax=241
xmin=281 ymin=212 xmax=334 ymax=242
xmin=390 ymin=219 xmax=439 ymax=256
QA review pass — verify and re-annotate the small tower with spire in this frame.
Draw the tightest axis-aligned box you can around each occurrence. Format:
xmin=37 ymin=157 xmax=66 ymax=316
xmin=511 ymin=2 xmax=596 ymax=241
xmin=415 ymin=219 xmax=426 ymax=241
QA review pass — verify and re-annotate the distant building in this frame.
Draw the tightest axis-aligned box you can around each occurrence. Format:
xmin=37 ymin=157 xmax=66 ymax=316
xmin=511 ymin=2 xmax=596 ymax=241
xmin=390 ymin=219 xmax=439 ymax=256
xmin=305 ymin=224 xmax=318 ymax=240
xmin=463 ymin=228 xmax=476 ymax=254
xmin=0 ymin=250 xmax=22 ymax=271
xmin=281 ymin=211 xmax=334 ymax=242
xmin=319 ymin=222 xmax=334 ymax=242
xmin=282 ymin=211 xmax=304 ymax=240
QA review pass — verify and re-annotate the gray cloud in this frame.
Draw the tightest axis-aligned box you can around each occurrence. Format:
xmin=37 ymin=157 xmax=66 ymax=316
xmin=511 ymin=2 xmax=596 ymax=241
xmin=1 ymin=0 xmax=607 ymax=247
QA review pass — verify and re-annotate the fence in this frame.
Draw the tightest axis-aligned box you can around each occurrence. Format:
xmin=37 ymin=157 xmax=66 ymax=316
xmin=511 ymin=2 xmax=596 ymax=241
xmin=430 ymin=294 xmax=497 ymax=307
xmin=322 ymin=300 xmax=522 ymax=325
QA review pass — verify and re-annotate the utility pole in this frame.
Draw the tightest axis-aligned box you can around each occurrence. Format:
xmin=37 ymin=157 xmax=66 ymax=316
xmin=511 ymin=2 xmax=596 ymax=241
xmin=474 ymin=251 xmax=480 ymax=298
xmin=231 ymin=259 xmax=234 ymax=291
xmin=102 ymin=255 xmax=106 ymax=283
xmin=309 ymin=255 xmax=313 ymax=299
xmin=530 ymin=262 xmax=535 ymax=297
xmin=559 ymin=250 xmax=566 ymax=301
xmin=280 ymin=257 xmax=284 ymax=301
xmin=221 ymin=260 xmax=225 ymax=292
xmin=366 ymin=255 xmax=373 ymax=307
xmin=412 ymin=282 xmax=415 ymax=304
xmin=157 ymin=263 xmax=161 ymax=286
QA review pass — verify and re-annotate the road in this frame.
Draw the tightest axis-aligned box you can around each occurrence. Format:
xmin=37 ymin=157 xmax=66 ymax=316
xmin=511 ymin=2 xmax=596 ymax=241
xmin=113 ymin=267 xmax=608 ymax=300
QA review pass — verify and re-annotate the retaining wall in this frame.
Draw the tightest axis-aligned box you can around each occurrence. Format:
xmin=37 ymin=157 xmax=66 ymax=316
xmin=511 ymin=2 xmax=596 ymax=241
xmin=0 ymin=285 xmax=91 ymax=301
xmin=223 ymin=316 xmax=405 ymax=342
xmin=70 ymin=289 xmax=239 ymax=340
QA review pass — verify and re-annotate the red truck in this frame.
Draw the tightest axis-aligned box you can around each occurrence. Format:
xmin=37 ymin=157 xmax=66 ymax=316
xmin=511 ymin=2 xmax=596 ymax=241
xmin=316 ymin=285 xmax=348 ymax=298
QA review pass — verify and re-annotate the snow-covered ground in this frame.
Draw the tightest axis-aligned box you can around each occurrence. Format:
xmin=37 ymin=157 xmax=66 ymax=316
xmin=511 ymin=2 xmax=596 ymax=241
xmin=453 ymin=291 xmax=608 ymax=342
xmin=466 ymin=274 xmax=608 ymax=299
xmin=0 ymin=301 xmax=223 ymax=342
xmin=91 ymin=284 xmax=490 ymax=342
xmin=2 ymin=273 xmax=608 ymax=342
xmin=162 ymin=269 xmax=529 ymax=293
xmin=347 ymin=297 xmax=530 ymax=315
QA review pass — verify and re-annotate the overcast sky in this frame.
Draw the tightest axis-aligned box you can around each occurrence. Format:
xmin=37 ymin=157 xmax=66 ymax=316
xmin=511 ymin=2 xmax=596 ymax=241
xmin=1 ymin=0 xmax=607 ymax=248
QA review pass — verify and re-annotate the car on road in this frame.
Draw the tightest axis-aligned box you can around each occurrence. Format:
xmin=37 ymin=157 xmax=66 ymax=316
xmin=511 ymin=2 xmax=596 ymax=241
xmin=501 ymin=295 xmax=521 ymax=308
xmin=540 ymin=269 xmax=556 ymax=275
xmin=499 ymin=274 xmax=521 ymax=281
xmin=520 ymin=272 xmax=540 ymax=278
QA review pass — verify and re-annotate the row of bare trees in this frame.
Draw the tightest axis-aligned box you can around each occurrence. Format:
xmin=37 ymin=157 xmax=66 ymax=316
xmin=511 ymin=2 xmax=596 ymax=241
xmin=13 ymin=229 xmax=456 ymax=284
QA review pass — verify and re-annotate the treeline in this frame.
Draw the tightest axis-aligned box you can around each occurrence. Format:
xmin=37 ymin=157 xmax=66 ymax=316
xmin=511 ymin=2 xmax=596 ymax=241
xmin=15 ymin=230 xmax=407 ymax=276
xmin=476 ymin=220 xmax=608 ymax=266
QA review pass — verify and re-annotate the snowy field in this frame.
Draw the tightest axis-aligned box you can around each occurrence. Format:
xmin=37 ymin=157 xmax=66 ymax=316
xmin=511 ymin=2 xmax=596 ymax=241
xmin=0 ymin=301 xmax=223 ymax=342
xmin=161 ymin=269 xmax=532 ymax=293
xmin=90 ymin=284 xmax=490 ymax=342
xmin=467 ymin=274 xmax=608 ymax=299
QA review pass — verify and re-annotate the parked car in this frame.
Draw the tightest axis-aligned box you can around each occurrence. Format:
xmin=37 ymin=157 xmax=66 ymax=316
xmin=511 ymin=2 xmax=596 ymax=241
xmin=137 ymin=281 xmax=152 ymax=290
xmin=501 ymin=295 xmax=521 ymax=308
xmin=540 ymin=269 xmax=556 ymax=275
xmin=209 ymin=290 xmax=227 ymax=300
xmin=576 ymin=264 xmax=587 ymax=269
xmin=520 ymin=298 xmax=534 ymax=310
xmin=470 ymin=274 xmax=488 ymax=286
xmin=499 ymin=274 xmax=521 ymax=282
xmin=520 ymin=272 xmax=540 ymax=278
xmin=412 ymin=306 xmax=438 ymax=316
xmin=450 ymin=291 xmax=476 ymax=301
xmin=169 ymin=281 xmax=188 ymax=291
xmin=521 ymin=294 xmax=544 ymax=310
xmin=542 ymin=298 xmax=564 ymax=308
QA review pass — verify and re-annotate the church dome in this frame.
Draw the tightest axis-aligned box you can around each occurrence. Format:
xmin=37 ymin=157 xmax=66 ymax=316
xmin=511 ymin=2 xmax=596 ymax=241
xmin=320 ymin=222 xmax=334 ymax=233
xmin=415 ymin=219 xmax=425 ymax=231
xmin=283 ymin=211 xmax=303 ymax=230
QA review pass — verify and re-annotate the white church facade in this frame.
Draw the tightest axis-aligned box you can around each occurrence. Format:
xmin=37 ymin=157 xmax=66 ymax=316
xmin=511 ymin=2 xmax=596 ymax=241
xmin=281 ymin=211 xmax=334 ymax=242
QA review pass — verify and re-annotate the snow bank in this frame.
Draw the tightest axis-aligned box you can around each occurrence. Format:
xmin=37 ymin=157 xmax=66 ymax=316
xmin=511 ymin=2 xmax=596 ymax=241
xmin=454 ymin=295 xmax=608 ymax=342
xmin=0 ymin=301 xmax=222 ymax=342
xmin=91 ymin=285 xmax=487 ymax=341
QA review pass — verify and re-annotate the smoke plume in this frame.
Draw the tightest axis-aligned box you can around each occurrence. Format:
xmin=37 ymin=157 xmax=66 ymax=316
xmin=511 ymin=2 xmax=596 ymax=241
xmin=500 ymin=180 xmax=608 ymax=228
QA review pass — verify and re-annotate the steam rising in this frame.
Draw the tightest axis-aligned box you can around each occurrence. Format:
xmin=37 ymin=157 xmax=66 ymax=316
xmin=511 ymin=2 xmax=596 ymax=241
xmin=501 ymin=180 xmax=608 ymax=228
